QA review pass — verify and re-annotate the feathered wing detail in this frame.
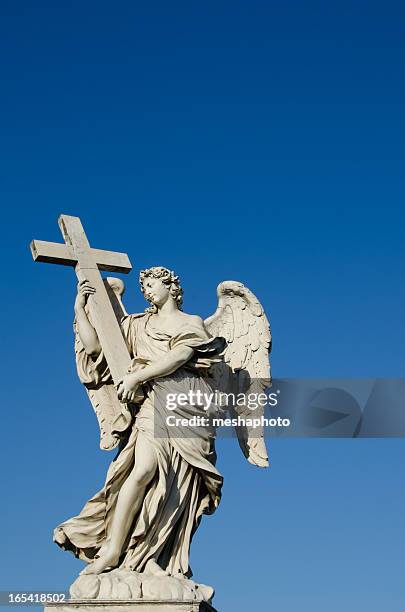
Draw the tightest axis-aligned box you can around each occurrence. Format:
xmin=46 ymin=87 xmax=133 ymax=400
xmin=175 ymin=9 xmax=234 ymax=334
xmin=74 ymin=277 xmax=131 ymax=451
xmin=205 ymin=281 xmax=272 ymax=467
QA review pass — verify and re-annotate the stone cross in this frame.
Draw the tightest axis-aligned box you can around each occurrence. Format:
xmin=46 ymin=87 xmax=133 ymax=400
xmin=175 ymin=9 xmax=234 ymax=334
xmin=30 ymin=214 xmax=132 ymax=383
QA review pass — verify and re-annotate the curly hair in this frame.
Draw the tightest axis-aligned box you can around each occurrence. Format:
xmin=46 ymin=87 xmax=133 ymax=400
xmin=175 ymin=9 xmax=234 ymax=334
xmin=139 ymin=266 xmax=183 ymax=313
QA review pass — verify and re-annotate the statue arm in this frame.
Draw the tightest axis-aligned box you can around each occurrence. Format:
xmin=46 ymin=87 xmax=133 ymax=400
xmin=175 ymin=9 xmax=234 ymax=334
xmin=139 ymin=345 xmax=194 ymax=383
xmin=117 ymin=345 xmax=194 ymax=402
xmin=74 ymin=281 xmax=101 ymax=357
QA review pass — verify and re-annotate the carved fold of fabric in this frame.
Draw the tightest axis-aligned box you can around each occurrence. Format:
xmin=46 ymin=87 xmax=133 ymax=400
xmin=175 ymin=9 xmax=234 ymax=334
xmin=169 ymin=330 xmax=226 ymax=372
xmin=73 ymin=316 xmax=112 ymax=388
xmin=57 ymin=312 xmax=224 ymax=574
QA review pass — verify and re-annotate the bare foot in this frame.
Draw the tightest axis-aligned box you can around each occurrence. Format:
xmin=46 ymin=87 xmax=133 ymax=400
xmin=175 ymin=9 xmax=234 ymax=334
xmin=80 ymin=550 xmax=119 ymax=575
xmin=144 ymin=558 xmax=168 ymax=577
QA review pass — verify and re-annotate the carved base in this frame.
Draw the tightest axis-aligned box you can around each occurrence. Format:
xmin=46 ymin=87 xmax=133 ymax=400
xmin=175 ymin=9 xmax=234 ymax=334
xmin=67 ymin=569 xmax=214 ymax=605
xmin=45 ymin=601 xmax=216 ymax=612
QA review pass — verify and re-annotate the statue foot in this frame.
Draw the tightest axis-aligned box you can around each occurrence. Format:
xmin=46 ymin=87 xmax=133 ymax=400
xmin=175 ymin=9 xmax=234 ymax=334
xmin=144 ymin=558 xmax=168 ymax=577
xmin=80 ymin=550 xmax=120 ymax=575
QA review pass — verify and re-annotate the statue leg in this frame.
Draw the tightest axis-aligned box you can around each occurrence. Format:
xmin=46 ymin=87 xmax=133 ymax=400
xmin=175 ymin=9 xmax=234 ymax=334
xmin=81 ymin=432 xmax=158 ymax=575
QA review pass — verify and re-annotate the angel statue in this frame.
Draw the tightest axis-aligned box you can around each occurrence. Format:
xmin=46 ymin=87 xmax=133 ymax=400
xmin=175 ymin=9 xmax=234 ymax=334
xmin=53 ymin=266 xmax=271 ymax=603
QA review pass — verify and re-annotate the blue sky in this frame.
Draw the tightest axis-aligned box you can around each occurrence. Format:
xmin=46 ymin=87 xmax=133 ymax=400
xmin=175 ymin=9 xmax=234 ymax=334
xmin=1 ymin=2 xmax=404 ymax=611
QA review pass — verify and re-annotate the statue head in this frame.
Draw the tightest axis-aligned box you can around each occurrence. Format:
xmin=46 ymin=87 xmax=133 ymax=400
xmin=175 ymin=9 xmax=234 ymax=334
xmin=139 ymin=266 xmax=183 ymax=313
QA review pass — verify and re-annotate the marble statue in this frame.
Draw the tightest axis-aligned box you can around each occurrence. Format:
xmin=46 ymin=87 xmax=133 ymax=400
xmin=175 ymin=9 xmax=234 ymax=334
xmin=31 ymin=215 xmax=272 ymax=608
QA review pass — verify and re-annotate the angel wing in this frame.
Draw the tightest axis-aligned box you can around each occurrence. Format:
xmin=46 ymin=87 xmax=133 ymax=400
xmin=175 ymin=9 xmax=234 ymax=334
xmin=74 ymin=277 xmax=130 ymax=451
xmin=205 ymin=281 xmax=272 ymax=467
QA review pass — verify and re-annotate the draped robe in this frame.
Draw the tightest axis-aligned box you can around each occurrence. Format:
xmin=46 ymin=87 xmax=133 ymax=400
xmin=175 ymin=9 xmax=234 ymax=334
xmin=54 ymin=312 xmax=224 ymax=577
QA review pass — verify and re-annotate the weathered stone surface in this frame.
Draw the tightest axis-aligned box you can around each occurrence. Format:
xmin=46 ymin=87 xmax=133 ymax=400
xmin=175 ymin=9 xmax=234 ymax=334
xmin=69 ymin=570 xmax=213 ymax=604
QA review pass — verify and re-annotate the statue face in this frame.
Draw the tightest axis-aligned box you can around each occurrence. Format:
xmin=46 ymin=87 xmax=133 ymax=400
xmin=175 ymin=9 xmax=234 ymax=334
xmin=142 ymin=276 xmax=171 ymax=307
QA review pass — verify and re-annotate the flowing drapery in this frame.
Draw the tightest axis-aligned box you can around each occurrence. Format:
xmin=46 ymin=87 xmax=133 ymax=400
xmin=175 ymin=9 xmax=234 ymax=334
xmin=54 ymin=313 xmax=224 ymax=576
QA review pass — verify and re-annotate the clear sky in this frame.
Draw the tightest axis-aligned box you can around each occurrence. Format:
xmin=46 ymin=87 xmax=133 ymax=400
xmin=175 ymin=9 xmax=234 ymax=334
xmin=1 ymin=2 xmax=404 ymax=611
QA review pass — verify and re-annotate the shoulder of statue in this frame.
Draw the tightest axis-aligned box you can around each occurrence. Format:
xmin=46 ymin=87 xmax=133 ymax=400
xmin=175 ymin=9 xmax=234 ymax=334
xmin=178 ymin=312 xmax=204 ymax=325
xmin=180 ymin=313 xmax=208 ymax=333
xmin=173 ymin=312 xmax=210 ymax=338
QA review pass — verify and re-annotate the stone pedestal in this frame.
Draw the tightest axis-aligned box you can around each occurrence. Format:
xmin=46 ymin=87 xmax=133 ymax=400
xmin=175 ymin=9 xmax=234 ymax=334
xmin=45 ymin=601 xmax=216 ymax=612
